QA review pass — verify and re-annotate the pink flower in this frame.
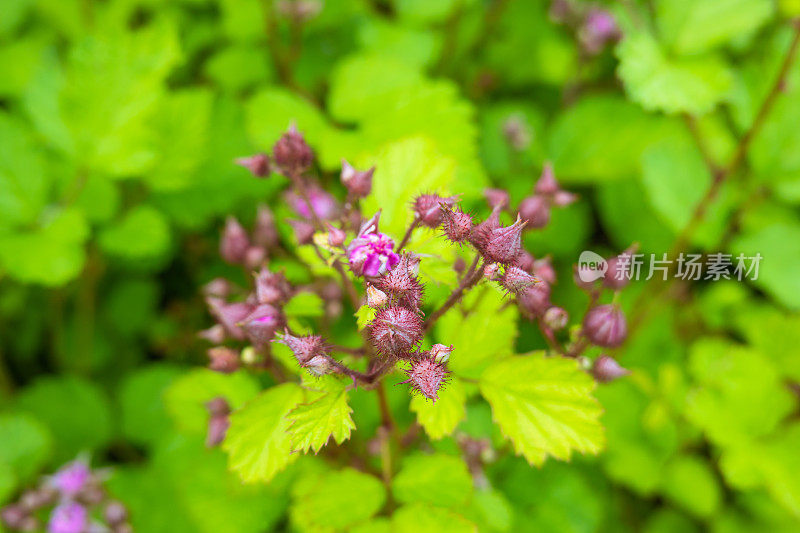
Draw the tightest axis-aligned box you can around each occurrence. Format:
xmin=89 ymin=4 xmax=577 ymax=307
xmin=52 ymin=461 xmax=90 ymax=497
xmin=347 ymin=212 xmax=400 ymax=277
xmin=48 ymin=503 xmax=87 ymax=533
xmin=287 ymin=186 xmax=338 ymax=220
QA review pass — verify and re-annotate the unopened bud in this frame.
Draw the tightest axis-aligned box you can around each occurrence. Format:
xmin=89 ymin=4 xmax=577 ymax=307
xmin=276 ymin=0 xmax=322 ymax=21
xmin=326 ymin=223 xmax=347 ymax=247
xmin=366 ymin=284 xmax=388 ymax=308
xmin=368 ymin=306 xmax=424 ymax=356
xmin=533 ymin=257 xmax=557 ymax=285
xmin=275 ymin=330 xmax=328 ymax=366
xmin=104 ymin=502 xmax=128 ymax=526
xmin=220 ymin=217 xmax=250 ymax=264
xmin=52 ymin=461 xmax=91 ymax=497
xmin=534 ymin=163 xmax=559 ymax=195
xmin=254 ymin=268 xmax=292 ymax=305
xmin=501 ymin=266 xmax=540 ymax=294
xmin=583 ymin=304 xmax=627 ymax=348
xmin=414 ymin=194 xmax=457 ymax=227
xmin=402 ymin=354 xmax=449 ymax=402
xmin=604 ymin=245 xmax=637 ymax=290
xmin=515 ymin=250 xmax=535 ymax=273
xmin=453 ymin=257 xmax=467 ymax=275
xmin=202 ymin=278 xmax=231 ymax=298
xmin=207 ymin=347 xmax=240 ymax=374
xmin=441 ymin=206 xmax=473 ymax=244
xmin=303 ymin=354 xmax=333 ymax=376
xmin=253 ymin=205 xmax=279 ymax=249
xmin=484 ymin=188 xmax=510 ymax=210
xmin=207 ymin=299 xmax=251 ymax=340
xmin=518 ymin=195 xmax=550 ymax=228
xmin=430 ymin=344 xmax=453 ymax=364
xmin=517 ymin=282 xmax=551 ymax=318
xmin=592 ymin=355 xmax=630 ymax=382
xmin=553 ymin=190 xmax=578 ymax=207
xmin=341 ymin=160 xmax=374 ymax=198
xmin=543 ymin=306 xmax=569 ymax=330
xmin=206 ymin=414 xmax=230 ymax=447
xmin=374 ymin=255 xmax=424 ymax=310
xmin=2 ymin=505 xmax=27 ymax=529
xmin=235 ymin=153 xmax=270 ymax=177
xmin=573 ymin=265 xmax=596 ymax=290
xmin=244 ymin=246 xmax=267 ymax=270
xmin=241 ymin=304 xmax=283 ymax=347
xmin=469 ymin=207 xmax=501 ymax=249
xmin=272 ymin=125 xmax=314 ymax=175
xmin=288 ymin=219 xmax=315 ymax=245
xmin=579 ymin=9 xmax=621 ymax=55
xmin=480 ymin=215 xmax=527 ymax=264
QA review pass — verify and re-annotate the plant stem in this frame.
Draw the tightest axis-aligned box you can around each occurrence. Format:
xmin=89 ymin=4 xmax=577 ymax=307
xmin=423 ymin=255 xmax=484 ymax=332
xmin=395 ymin=219 xmax=420 ymax=253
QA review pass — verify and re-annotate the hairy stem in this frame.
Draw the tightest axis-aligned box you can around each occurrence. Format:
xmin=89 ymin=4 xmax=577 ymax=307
xmin=424 ymin=255 xmax=484 ymax=332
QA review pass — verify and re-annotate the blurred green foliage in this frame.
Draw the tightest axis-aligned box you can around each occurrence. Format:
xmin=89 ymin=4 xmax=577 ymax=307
xmin=1 ymin=0 xmax=800 ymax=531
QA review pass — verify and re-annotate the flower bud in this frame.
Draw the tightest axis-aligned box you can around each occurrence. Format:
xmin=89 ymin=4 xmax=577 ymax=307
xmin=583 ymin=305 xmax=627 ymax=348
xmin=206 ymin=397 xmax=231 ymax=447
xmin=579 ymin=9 xmax=621 ymax=55
xmin=374 ymin=255 xmax=424 ymax=310
xmin=441 ymin=206 xmax=473 ymax=244
xmin=1 ymin=505 xmax=27 ymax=530
xmin=207 ymin=299 xmax=251 ymax=340
xmin=202 ymin=278 xmax=231 ymax=298
xmin=552 ymin=190 xmax=578 ymax=207
xmin=501 ymin=266 xmax=541 ymax=295
xmin=543 ymin=306 xmax=569 ymax=330
xmin=341 ymin=160 xmax=374 ymax=198
xmin=52 ymin=461 xmax=91 ymax=497
xmin=368 ymin=306 xmax=424 ymax=356
xmin=287 ymin=185 xmax=338 ymax=221
xmin=484 ymin=262 xmax=500 ymax=281
xmin=275 ymin=330 xmax=328 ymax=366
xmin=469 ymin=207 xmax=501 ymax=249
xmin=604 ymin=245 xmax=637 ymax=290
xmin=533 ymin=257 xmax=557 ymax=285
xmin=430 ymin=343 xmax=453 ymax=364
xmin=220 ymin=217 xmax=250 ymax=264
xmin=241 ymin=304 xmax=283 ymax=347
xmin=453 ymin=257 xmax=466 ymax=275
xmin=235 ymin=153 xmax=270 ymax=177
xmin=515 ymin=250 xmax=535 ymax=272
xmin=480 ymin=215 xmax=527 ymax=265
xmin=592 ymin=355 xmax=630 ymax=383
xmin=402 ymin=354 xmax=449 ymax=402
xmin=413 ymin=194 xmax=457 ymax=227
xmin=48 ymin=503 xmax=87 ymax=533
xmin=534 ymin=163 xmax=559 ymax=195
xmin=484 ymin=188 xmax=510 ymax=210
xmin=303 ymin=354 xmax=333 ymax=376
xmin=366 ymin=284 xmax=388 ymax=308
xmin=244 ymin=246 xmax=267 ymax=270
xmin=288 ymin=219 xmax=315 ymax=245
xmin=517 ymin=282 xmax=551 ymax=318
xmin=207 ymin=347 xmax=240 ymax=374
xmin=272 ymin=125 xmax=314 ymax=175
xmin=254 ymin=268 xmax=292 ymax=305
xmin=517 ymin=195 xmax=550 ymax=228
xmin=104 ymin=502 xmax=128 ymax=527
xmin=253 ymin=205 xmax=279 ymax=249
xmin=326 ymin=223 xmax=347 ymax=248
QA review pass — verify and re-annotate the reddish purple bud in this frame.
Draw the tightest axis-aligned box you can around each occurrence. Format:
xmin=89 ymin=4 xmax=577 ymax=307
xmin=275 ymin=330 xmax=328 ymax=366
xmin=553 ymin=190 xmax=578 ymax=207
xmin=517 ymin=282 xmax=551 ymax=318
xmin=583 ymin=305 xmax=627 ymax=348
xmin=366 ymin=284 xmax=388 ymax=308
xmin=243 ymin=246 xmax=267 ymax=270
xmin=453 ymin=257 xmax=467 ymax=275
xmin=202 ymin=278 xmax=231 ymax=299
xmin=441 ymin=206 xmax=473 ymax=244
xmin=484 ymin=188 xmax=510 ymax=210
xmin=289 ymin=219 xmax=315 ymax=245
xmin=253 ymin=205 xmax=279 ymax=249
xmin=533 ymin=257 xmax=557 ymax=285
xmin=206 ymin=397 xmax=231 ymax=447
xmin=604 ymin=245 xmax=637 ymax=290
xmin=580 ymin=9 xmax=621 ymax=55
xmin=469 ymin=207 xmax=501 ymax=249
xmin=347 ymin=212 xmax=399 ymax=277
xmin=287 ymin=185 xmax=339 ymax=221
xmin=368 ymin=306 xmax=424 ymax=356
xmin=198 ymin=325 xmax=226 ymax=344
xmin=104 ymin=502 xmax=128 ymax=526
xmin=573 ymin=264 xmax=596 ymax=290
xmin=518 ymin=195 xmax=550 ymax=228
xmin=48 ymin=503 xmax=87 ymax=533
xmin=592 ymin=355 xmax=630 ymax=382
xmin=534 ymin=163 xmax=559 ymax=195
xmin=543 ymin=306 xmax=569 ymax=330
xmin=241 ymin=304 xmax=283 ymax=347
xmin=341 ymin=160 xmax=374 ymax=198
xmin=481 ymin=215 xmax=527 ymax=265
xmin=220 ymin=217 xmax=250 ymax=264
xmin=414 ymin=194 xmax=458 ymax=228
xmin=207 ymin=347 xmax=241 ymax=374
xmin=303 ymin=355 xmax=333 ymax=376
xmin=484 ymin=262 xmax=500 ymax=281
xmin=515 ymin=250 xmax=535 ymax=273
xmin=402 ymin=354 xmax=449 ymax=402
xmin=430 ymin=343 xmax=453 ymax=364
xmin=374 ymin=255 xmax=424 ymax=310
xmin=326 ymin=223 xmax=347 ymax=248
xmin=235 ymin=153 xmax=270 ymax=177
xmin=254 ymin=268 xmax=292 ymax=305
xmin=272 ymin=125 xmax=314 ymax=175
xmin=206 ymin=396 xmax=231 ymax=417
xmin=501 ymin=266 xmax=541 ymax=295
xmin=2 ymin=505 xmax=27 ymax=530
xmin=207 ymin=299 xmax=251 ymax=340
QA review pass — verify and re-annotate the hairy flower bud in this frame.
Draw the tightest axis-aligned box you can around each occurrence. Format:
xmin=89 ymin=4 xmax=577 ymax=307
xmin=303 ymin=355 xmax=333 ymax=376
xmin=104 ymin=502 xmax=128 ymax=527
xmin=374 ymin=255 xmax=424 ymax=309
xmin=341 ymin=160 xmax=374 ymax=198
xmin=275 ymin=330 xmax=329 ymax=368
xmin=368 ymin=306 xmax=424 ymax=356
xmin=253 ymin=205 xmax=279 ymax=249
xmin=469 ymin=207 xmax=501 ymax=249
xmin=413 ymin=194 xmax=457 ymax=227
xmin=484 ymin=188 xmax=510 ymax=210
xmin=326 ymin=223 xmax=347 ymax=248
xmin=402 ymin=354 xmax=449 ymax=402
xmin=366 ymin=284 xmax=388 ymax=308
xmin=441 ymin=206 xmax=473 ymax=244
xmin=48 ymin=503 xmax=87 ymax=533
xmin=429 ymin=343 xmax=453 ymax=364
xmin=592 ymin=354 xmax=630 ymax=382
xmin=207 ymin=347 xmax=240 ymax=374
xmin=583 ymin=305 xmax=627 ymax=348
xmin=501 ymin=266 xmax=541 ymax=295
xmin=533 ymin=257 xmax=557 ymax=285
xmin=207 ymin=299 xmax=251 ymax=340
xmin=272 ymin=125 xmax=313 ymax=175
xmin=534 ymin=163 xmax=558 ymax=195
xmin=220 ymin=217 xmax=250 ymax=264
xmin=517 ymin=281 xmax=551 ymax=318
xmin=235 ymin=153 xmax=270 ymax=177
xmin=517 ymin=195 xmax=550 ymax=229
xmin=289 ymin=219 xmax=315 ymax=245
xmin=254 ymin=268 xmax=292 ymax=305
xmin=543 ymin=306 xmax=569 ymax=330
xmin=241 ymin=304 xmax=283 ymax=347
xmin=480 ymin=215 xmax=527 ymax=264
xmin=514 ymin=250 xmax=535 ymax=273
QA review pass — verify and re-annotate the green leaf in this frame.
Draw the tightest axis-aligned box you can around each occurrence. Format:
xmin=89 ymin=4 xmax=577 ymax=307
xmin=287 ymin=375 xmax=355 ymax=453
xmin=119 ymin=364 xmax=181 ymax=448
xmin=733 ymin=304 xmax=800 ymax=381
xmin=655 ymin=0 xmax=774 ymax=55
xmin=204 ymin=44 xmax=272 ymax=93
xmin=661 ymin=455 xmax=722 ymax=518
xmin=391 ymin=503 xmax=478 ymax=533
xmin=355 ymin=305 xmax=377 ymax=331
xmin=291 ymin=467 xmax=386 ymax=530
xmin=0 ymin=0 xmax=33 ymax=37
xmin=0 ymin=461 xmax=16 ymax=503
xmin=479 ymin=354 xmax=605 ymax=466
xmin=223 ymin=383 xmax=305 ymax=483
xmin=0 ymin=413 xmax=52 ymax=482
xmin=468 ymin=488 xmax=514 ymax=532
xmin=685 ymin=338 xmax=795 ymax=447
xmin=15 ymin=376 xmax=112 ymax=462
xmin=393 ymin=453 xmax=473 ymax=507
xmin=164 ymin=369 xmax=260 ymax=434
xmin=99 ymin=205 xmax=171 ymax=260
xmin=616 ymin=31 xmax=732 ymax=115
xmin=436 ymin=288 xmax=517 ymax=379
xmin=283 ymin=291 xmax=325 ymax=318
xmin=410 ymin=377 xmax=467 ymax=440
xmin=245 ymin=86 xmax=330 ymax=150
xmin=0 ymin=111 xmax=48 ymax=228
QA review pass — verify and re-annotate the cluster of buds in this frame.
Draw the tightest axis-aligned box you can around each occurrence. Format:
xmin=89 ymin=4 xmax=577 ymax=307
xmin=549 ymin=0 xmax=621 ymax=55
xmin=1 ymin=459 xmax=129 ymax=533
xmin=219 ymin=205 xmax=280 ymax=268
xmin=515 ymin=163 xmax=577 ymax=229
xmin=206 ymin=397 xmax=232 ymax=447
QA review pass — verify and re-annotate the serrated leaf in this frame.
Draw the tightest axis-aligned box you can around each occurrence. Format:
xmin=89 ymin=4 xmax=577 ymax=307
xmin=287 ymin=376 xmax=355 ymax=453
xmin=662 ymin=455 xmax=722 ymax=518
xmin=479 ymin=354 xmax=605 ymax=466
xmin=223 ymin=383 xmax=305 ymax=483
xmin=119 ymin=364 xmax=181 ymax=448
xmin=410 ymin=377 xmax=466 ymax=440
xmin=99 ymin=205 xmax=171 ymax=260
xmin=391 ymin=503 xmax=477 ymax=533
xmin=616 ymin=31 xmax=732 ymax=115
xmin=392 ymin=453 xmax=473 ymax=507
